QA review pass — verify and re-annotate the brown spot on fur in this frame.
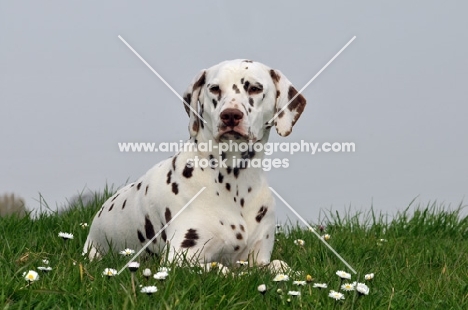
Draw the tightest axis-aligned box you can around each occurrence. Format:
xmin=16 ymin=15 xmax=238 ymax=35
xmin=165 ymin=208 xmax=172 ymax=223
xmin=249 ymin=97 xmax=254 ymax=107
xmin=240 ymin=225 xmax=245 ymax=232
xmin=184 ymin=228 xmax=199 ymax=240
xmin=243 ymin=80 xmax=250 ymax=92
xmin=181 ymin=239 xmax=196 ymax=248
xmin=183 ymin=94 xmax=191 ymax=115
xmin=220 ymin=220 xmax=224 ymax=225
xmin=145 ymin=185 xmax=149 ymax=195
xmin=270 ymin=69 xmax=280 ymax=83
xmin=218 ymin=172 xmax=224 ymax=183
xmin=236 ymin=233 xmax=243 ymax=240
xmin=108 ymin=203 xmax=114 ymax=211
xmin=240 ymin=198 xmax=245 ymax=207
xmin=137 ymin=229 xmax=145 ymax=243
xmin=234 ymin=245 xmax=240 ymax=251
xmin=248 ymin=187 xmax=252 ymax=193
xmin=122 ymin=200 xmax=127 ymax=209
xmin=287 ymin=86 xmax=307 ymax=125
xmin=232 ymin=84 xmax=240 ymax=94
xmin=255 ymin=206 xmax=268 ymax=223
xmin=166 ymin=170 xmax=172 ymax=184
xmin=172 ymin=156 xmax=177 ymax=171
xmin=212 ymin=98 xmax=218 ymax=108
xmin=231 ymin=224 xmax=236 ymax=230
xmin=192 ymin=120 xmax=199 ymax=133
xmin=144 ymin=215 xmax=156 ymax=240
xmin=183 ymin=164 xmax=194 ymax=178
xmin=172 ymin=182 xmax=179 ymax=195
xmin=137 ymin=182 xmax=142 ymax=190
xmin=193 ymin=71 xmax=206 ymax=90
xmin=111 ymin=194 xmax=119 ymax=202
xmin=226 ymin=183 xmax=231 ymax=191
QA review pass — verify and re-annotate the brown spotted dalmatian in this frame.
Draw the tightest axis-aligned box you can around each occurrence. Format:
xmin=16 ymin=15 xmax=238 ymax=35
xmin=83 ymin=59 xmax=306 ymax=268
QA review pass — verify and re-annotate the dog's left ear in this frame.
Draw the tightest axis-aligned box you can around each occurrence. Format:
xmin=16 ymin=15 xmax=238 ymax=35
xmin=269 ymin=69 xmax=307 ymax=137
xmin=183 ymin=70 xmax=206 ymax=137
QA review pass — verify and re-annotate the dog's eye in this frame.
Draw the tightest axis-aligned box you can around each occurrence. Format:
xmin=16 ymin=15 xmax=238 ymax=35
xmin=248 ymin=85 xmax=263 ymax=95
xmin=209 ymin=85 xmax=220 ymax=94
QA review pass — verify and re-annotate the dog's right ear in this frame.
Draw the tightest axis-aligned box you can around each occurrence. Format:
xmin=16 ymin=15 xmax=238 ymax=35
xmin=183 ymin=70 xmax=206 ymax=137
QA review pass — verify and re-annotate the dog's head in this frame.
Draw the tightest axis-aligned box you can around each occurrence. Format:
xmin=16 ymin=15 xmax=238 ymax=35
xmin=183 ymin=59 xmax=306 ymax=142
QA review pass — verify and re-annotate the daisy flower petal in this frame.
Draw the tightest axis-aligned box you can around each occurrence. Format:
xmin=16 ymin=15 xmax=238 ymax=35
xmin=336 ymin=270 xmax=351 ymax=280
xmin=23 ymin=270 xmax=39 ymax=282
xmin=328 ymin=290 xmax=345 ymax=300
xmin=140 ymin=286 xmax=157 ymax=294
xmin=102 ymin=268 xmax=118 ymax=277
xmin=288 ymin=291 xmax=301 ymax=296
xmin=58 ymin=232 xmax=74 ymax=240
xmin=313 ymin=283 xmax=328 ymax=289
xmin=273 ymin=274 xmax=289 ymax=282
xmin=293 ymin=280 xmax=307 ymax=286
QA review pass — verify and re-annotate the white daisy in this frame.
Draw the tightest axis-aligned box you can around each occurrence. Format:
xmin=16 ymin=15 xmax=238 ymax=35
xmin=336 ymin=270 xmax=351 ymax=280
xmin=80 ymin=223 xmax=88 ymax=228
xmin=201 ymin=262 xmax=230 ymax=275
xmin=294 ymin=239 xmax=305 ymax=246
xmin=273 ymin=274 xmax=289 ymax=282
xmin=364 ymin=273 xmax=374 ymax=280
xmin=306 ymin=275 xmax=314 ymax=282
xmin=128 ymin=262 xmax=140 ymax=272
xmin=257 ymin=284 xmax=267 ymax=294
xmin=58 ymin=232 xmax=74 ymax=240
xmin=313 ymin=283 xmax=327 ymax=289
xmin=328 ymin=290 xmax=345 ymax=300
xmin=23 ymin=270 xmax=39 ymax=282
xmin=377 ymin=238 xmax=388 ymax=246
xmin=102 ymin=268 xmax=118 ymax=277
xmin=42 ymin=259 xmax=49 ymax=265
xmin=236 ymin=260 xmax=248 ymax=266
xmin=140 ymin=286 xmax=157 ymax=294
xmin=355 ymin=282 xmax=370 ymax=295
xmin=158 ymin=267 xmax=171 ymax=273
xmin=293 ymin=280 xmax=307 ymax=286
xmin=153 ymin=271 xmax=168 ymax=280
xmin=119 ymin=248 xmax=135 ymax=256
xmin=37 ymin=266 xmax=53 ymax=272
xmin=142 ymin=268 xmax=152 ymax=278
xmin=341 ymin=283 xmax=355 ymax=291
xmin=322 ymin=234 xmax=331 ymax=241
xmin=288 ymin=291 xmax=301 ymax=296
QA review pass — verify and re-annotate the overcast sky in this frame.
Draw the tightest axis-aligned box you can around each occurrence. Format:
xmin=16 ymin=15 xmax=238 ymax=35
xmin=1 ymin=1 xmax=467 ymax=222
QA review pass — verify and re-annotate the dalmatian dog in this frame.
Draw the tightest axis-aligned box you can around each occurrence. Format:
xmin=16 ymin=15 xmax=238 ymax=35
xmin=83 ymin=59 xmax=306 ymax=268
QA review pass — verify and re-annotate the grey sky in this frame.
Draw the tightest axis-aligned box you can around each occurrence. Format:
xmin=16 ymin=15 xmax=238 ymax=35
xmin=1 ymin=1 xmax=467 ymax=222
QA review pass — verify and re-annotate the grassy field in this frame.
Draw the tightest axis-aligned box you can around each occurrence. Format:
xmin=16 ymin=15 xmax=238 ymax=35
xmin=1 ymin=189 xmax=467 ymax=309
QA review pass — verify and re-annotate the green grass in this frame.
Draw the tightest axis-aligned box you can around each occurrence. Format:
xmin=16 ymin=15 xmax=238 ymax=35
xmin=1 ymin=189 xmax=467 ymax=309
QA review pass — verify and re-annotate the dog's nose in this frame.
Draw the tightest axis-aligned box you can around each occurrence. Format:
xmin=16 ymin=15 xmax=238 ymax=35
xmin=220 ymin=108 xmax=244 ymax=127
